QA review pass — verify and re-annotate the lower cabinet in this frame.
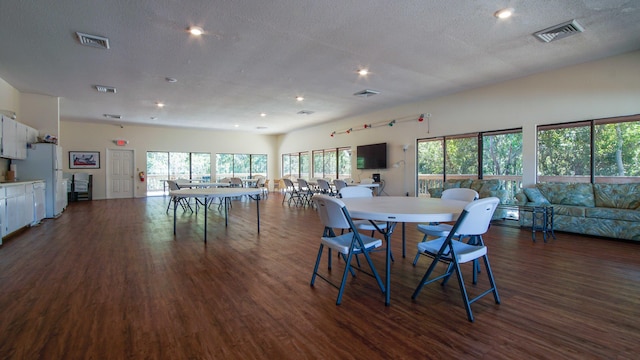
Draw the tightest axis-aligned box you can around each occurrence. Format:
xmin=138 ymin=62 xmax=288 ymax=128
xmin=1 ymin=182 xmax=42 ymax=243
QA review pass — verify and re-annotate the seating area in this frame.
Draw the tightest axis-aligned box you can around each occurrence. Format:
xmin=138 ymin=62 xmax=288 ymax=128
xmin=515 ymin=182 xmax=640 ymax=241
xmin=428 ymin=179 xmax=508 ymax=219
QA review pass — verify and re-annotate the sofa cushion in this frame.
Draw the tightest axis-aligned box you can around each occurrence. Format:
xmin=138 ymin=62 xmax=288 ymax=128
xmin=459 ymin=179 xmax=473 ymax=189
xmin=553 ymin=205 xmax=587 ymax=217
xmin=469 ymin=179 xmax=484 ymax=192
xmin=593 ymin=183 xmax=640 ymax=209
xmin=585 ymin=207 xmax=640 ymax=222
xmin=537 ymin=183 xmax=595 ymax=207
xmin=443 ymin=180 xmax=461 ymax=190
xmin=523 ymin=188 xmax=550 ymax=204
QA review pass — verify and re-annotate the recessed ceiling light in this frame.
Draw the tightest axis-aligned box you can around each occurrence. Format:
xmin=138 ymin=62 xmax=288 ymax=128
xmin=494 ymin=8 xmax=514 ymax=19
xmin=260 ymin=113 xmax=266 ymax=117
xmin=234 ymin=124 xmax=239 ymax=128
xmin=357 ymin=69 xmax=369 ymax=76
xmin=188 ymin=26 xmax=204 ymax=36
xmin=165 ymin=77 xmax=177 ymax=83
xmin=156 ymin=102 xmax=165 ymax=108
xmin=295 ymin=96 xmax=304 ymax=101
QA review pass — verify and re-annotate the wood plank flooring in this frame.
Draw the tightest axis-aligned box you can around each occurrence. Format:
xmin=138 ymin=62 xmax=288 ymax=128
xmin=0 ymin=194 xmax=639 ymax=359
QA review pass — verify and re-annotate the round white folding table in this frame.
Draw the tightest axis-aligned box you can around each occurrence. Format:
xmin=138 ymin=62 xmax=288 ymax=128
xmin=339 ymin=196 xmax=467 ymax=305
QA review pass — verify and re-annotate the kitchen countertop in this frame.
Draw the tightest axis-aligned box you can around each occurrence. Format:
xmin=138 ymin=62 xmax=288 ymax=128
xmin=0 ymin=179 xmax=45 ymax=184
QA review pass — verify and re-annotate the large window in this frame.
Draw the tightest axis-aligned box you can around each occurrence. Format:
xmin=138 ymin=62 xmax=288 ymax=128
xmin=282 ymin=152 xmax=309 ymax=178
xmin=146 ymin=151 xmax=211 ymax=195
xmin=216 ymin=153 xmax=267 ymax=181
xmin=538 ymin=114 xmax=640 ymax=183
xmin=417 ymin=129 xmax=522 ymax=199
xmin=311 ymin=147 xmax=351 ymax=180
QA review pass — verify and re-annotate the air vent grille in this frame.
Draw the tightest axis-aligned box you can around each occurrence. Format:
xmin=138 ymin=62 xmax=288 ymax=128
xmin=76 ymin=32 xmax=110 ymax=49
xmin=533 ymin=19 xmax=584 ymax=43
xmin=103 ymin=114 xmax=122 ymax=119
xmin=297 ymin=110 xmax=315 ymax=115
xmin=95 ymin=85 xmax=116 ymax=93
xmin=353 ymin=89 xmax=380 ymax=97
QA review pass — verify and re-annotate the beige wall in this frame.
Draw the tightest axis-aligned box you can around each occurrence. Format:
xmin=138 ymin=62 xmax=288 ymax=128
xmin=59 ymin=121 xmax=279 ymax=199
xmin=278 ymin=50 xmax=640 ymax=195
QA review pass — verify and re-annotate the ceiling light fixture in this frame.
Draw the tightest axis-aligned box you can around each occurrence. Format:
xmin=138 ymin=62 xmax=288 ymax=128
xmin=295 ymin=96 xmax=304 ymax=101
xmin=188 ymin=26 xmax=204 ymax=36
xmin=165 ymin=77 xmax=177 ymax=83
xmin=494 ymin=8 xmax=514 ymax=19
xmin=260 ymin=113 xmax=266 ymax=117
xmin=156 ymin=102 xmax=165 ymax=108
xmin=357 ymin=69 xmax=369 ymax=76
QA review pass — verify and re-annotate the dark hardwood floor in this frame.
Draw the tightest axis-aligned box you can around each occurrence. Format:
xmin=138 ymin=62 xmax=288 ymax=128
xmin=0 ymin=193 xmax=639 ymax=359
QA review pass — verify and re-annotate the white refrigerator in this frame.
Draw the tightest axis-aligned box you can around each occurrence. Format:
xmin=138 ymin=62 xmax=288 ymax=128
xmin=12 ymin=143 xmax=68 ymax=218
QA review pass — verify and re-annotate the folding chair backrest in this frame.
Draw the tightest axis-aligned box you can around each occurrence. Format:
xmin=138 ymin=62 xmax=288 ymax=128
xmin=167 ymin=180 xmax=180 ymax=190
xmin=298 ymin=178 xmax=310 ymax=188
xmin=333 ymin=179 xmax=347 ymax=191
xmin=313 ymin=194 xmax=350 ymax=229
xmin=452 ymin=197 xmax=499 ymax=236
xmin=442 ymin=188 xmax=479 ymax=202
xmin=339 ymin=186 xmax=373 ymax=198
xmin=283 ymin=178 xmax=295 ymax=189
xmin=230 ymin=177 xmax=243 ymax=186
xmin=317 ymin=179 xmax=331 ymax=192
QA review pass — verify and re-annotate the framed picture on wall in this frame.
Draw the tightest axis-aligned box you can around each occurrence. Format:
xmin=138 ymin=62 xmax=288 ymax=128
xmin=69 ymin=151 xmax=100 ymax=169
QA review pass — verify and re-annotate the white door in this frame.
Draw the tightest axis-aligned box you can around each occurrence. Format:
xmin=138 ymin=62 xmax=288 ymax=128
xmin=107 ymin=149 xmax=134 ymax=198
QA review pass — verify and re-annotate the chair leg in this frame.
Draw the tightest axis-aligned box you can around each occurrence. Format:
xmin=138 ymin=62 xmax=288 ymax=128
xmin=412 ymin=234 xmax=429 ymax=266
xmin=310 ymin=244 xmax=325 ymax=286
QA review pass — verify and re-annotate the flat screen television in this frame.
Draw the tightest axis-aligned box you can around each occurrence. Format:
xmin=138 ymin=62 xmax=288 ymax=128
xmin=356 ymin=142 xmax=387 ymax=169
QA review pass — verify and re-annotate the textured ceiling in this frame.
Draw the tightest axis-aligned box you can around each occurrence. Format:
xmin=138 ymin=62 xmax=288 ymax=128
xmin=0 ymin=0 xmax=639 ymax=134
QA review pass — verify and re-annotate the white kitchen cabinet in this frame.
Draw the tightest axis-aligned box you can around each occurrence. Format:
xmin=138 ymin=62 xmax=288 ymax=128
xmin=0 ymin=115 xmax=34 ymax=160
xmin=2 ymin=182 xmax=37 ymax=237
xmin=16 ymin=122 xmax=28 ymax=159
xmin=0 ymin=186 xmax=5 ymax=242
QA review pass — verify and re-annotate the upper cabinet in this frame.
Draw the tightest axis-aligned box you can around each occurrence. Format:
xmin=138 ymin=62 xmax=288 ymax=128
xmin=1 ymin=115 xmax=37 ymax=160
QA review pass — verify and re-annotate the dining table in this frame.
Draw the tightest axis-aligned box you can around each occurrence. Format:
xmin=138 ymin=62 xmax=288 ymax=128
xmin=169 ymin=187 xmax=262 ymax=243
xmin=339 ymin=196 xmax=468 ymax=305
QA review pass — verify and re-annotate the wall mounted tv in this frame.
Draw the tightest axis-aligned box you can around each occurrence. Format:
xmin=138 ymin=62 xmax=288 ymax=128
xmin=356 ymin=142 xmax=387 ymax=169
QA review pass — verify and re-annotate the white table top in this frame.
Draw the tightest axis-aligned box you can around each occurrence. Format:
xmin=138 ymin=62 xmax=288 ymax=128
xmin=181 ymin=182 xmax=231 ymax=188
xmin=170 ymin=187 xmax=261 ymax=198
xmin=349 ymin=182 xmax=379 ymax=188
xmin=339 ymin=196 xmax=467 ymax=223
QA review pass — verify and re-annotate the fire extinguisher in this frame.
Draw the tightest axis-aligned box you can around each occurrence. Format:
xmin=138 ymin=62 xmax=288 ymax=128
xmin=139 ymin=171 xmax=145 ymax=182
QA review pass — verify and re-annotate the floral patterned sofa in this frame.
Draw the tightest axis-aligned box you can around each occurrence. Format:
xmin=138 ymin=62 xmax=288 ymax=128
xmin=428 ymin=179 xmax=509 ymax=219
xmin=515 ymin=182 xmax=640 ymax=241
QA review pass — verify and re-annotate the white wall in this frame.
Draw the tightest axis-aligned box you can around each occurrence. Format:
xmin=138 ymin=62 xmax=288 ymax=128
xmin=278 ymin=50 xmax=640 ymax=195
xmin=59 ymin=121 xmax=279 ymax=199
xmin=20 ymin=93 xmax=59 ymax=139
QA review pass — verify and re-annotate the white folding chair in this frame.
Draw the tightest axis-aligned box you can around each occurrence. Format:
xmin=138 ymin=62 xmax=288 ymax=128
xmin=166 ymin=180 xmax=193 ymax=214
xmin=282 ymin=178 xmax=303 ymax=206
xmin=339 ymin=186 xmax=392 ymax=262
xmin=316 ymin=178 xmax=334 ymax=196
xmin=311 ymin=194 xmax=385 ymax=305
xmin=412 ymin=197 xmax=501 ymax=322
xmin=413 ymin=188 xmax=479 ymax=265
xmin=296 ymin=178 xmax=314 ymax=206
xmin=333 ymin=179 xmax=347 ymax=192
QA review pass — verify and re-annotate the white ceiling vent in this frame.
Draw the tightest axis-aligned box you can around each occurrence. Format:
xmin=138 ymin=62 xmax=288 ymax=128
xmin=76 ymin=32 xmax=110 ymax=49
xmin=533 ymin=19 xmax=584 ymax=43
xmin=95 ymin=85 xmax=116 ymax=93
xmin=353 ymin=89 xmax=380 ymax=97
xmin=297 ymin=110 xmax=315 ymax=115
xmin=103 ymin=114 xmax=122 ymax=119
